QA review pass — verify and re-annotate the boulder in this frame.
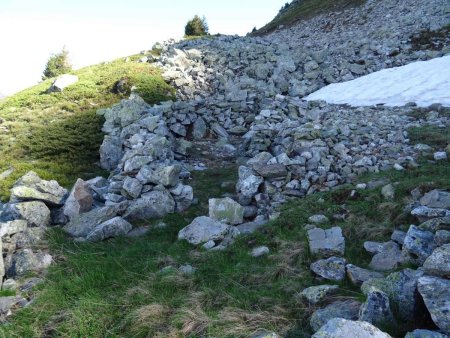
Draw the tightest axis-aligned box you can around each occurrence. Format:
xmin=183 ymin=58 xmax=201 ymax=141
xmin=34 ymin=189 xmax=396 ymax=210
xmin=300 ymin=284 xmax=339 ymax=304
xmin=12 ymin=227 xmax=46 ymax=249
xmin=192 ymin=117 xmax=207 ymax=139
xmin=253 ymin=163 xmax=287 ymax=179
xmin=64 ymin=205 xmax=121 ymax=238
xmin=420 ymin=190 xmax=450 ymax=209
xmin=136 ymin=164 xmax=181 ymax=187
xmin=209 ymin=197 xmax=244 ymax=225
xmin=170 ymin=184 xmax=193 ymax=212
xmin=86 ymin=217 xmax=133 ymax=242
xmin=310 ymin=256 xmax=346 ymax=281
xmin=417 ymin=276 xmax=450 ymax=335
xmin=10 ymin=171 xmax=67 ymax=206
xmin=346 ymin=264 xmax=384 ymax=286
xmin=99 ymin=136 xmax=123 ymax=171
xmin=121 ymin=177 xmax=143 ymax=199
xmin=310 ymin=300 xmax=361 ymax=331
xmin=3 ymin=201 xmax=51 ymax=227
xmin=63 ymin=178 xmax=94 ymax=220
xmin=381 ymin=184 xmax=395 ymax=201
xmin=48 ymin=74 xmax=78 ymax=92
xmin=307 ymin=226 xmax=345 ymax=257
xmin=178 ymin=216 xmax=232 ymax=245
xmin=0 ymin=220 xmax=27 ymax=237
xmin=404 ymin=329 xmax=448 ymax=338
xmin=369 ymin=241 xmax=405 ymax=271
xmin=435 ymin=230 xmax=450 ymax=246
xmin=359 ymin=290 xmax=395 ymax=327
xmin=5 ymin=249 xmax=52 ymax=277
xmin=312 ymin=318 xmax=392 ymax=338
xmin=124 ymin=190 xmax=175 ymax=221
xmin=423 ymin=244 xmax=450 ymax=278
xmin=402 ymin=225 xmax=436 ymax=265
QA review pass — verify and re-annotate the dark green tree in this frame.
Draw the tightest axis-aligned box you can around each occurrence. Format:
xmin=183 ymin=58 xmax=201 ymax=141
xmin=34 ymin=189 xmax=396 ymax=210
xmin=42 ymin=47 xmax=72 ymax=80
xmin=185 ymin=15 xmax=209 ymax=37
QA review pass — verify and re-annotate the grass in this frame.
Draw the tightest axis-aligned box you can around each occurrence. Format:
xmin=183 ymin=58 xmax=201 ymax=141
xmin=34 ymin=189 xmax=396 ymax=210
xmin=0 ymin=57 xmax=174 ymax=201
xmin=2 ymin=157 xmax=449 ymax=337
xmin=254 ymin=0 xmax=366 ymax=35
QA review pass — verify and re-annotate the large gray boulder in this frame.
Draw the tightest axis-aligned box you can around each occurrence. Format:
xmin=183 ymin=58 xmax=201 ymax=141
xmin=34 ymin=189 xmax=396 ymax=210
xmin=178 ymin=216 xmax=232 ymax=245
xmin=3 ymin=201 xmax=51 ymax=227
xmin=209 ymin=197 xmax=244 ymax=225
xmin=136 ymin=164 xmax=181 ymax=187
xmin=124 ymin=190 xmax=175 ymax=221
xmin=310 ymin=300 xmax=361 ymax=331
xmin=359 ymin=290 xmax=395 ymax=327
xmin=423 ymin=244 xmax=450 ymax=278
xmin=86 ymin=217 xmax=132 ymax=242
xmin=99 ymin=136 xmax=123 ymax=171
xmin=63 ymin=178 xmax=93 ymax=220
xmin=310 ymin=256 xmax=346 ymax=281
xmin=0 ymin=220 xmax=27 ymax=238
xmin=170 ymin=183 xmax=193 ymax=212
xmin=402 ymin=225 xmax=436 ymax=265
xmin=5 ymin=249 xmax=52 ymax=277
xmin=369 ymin=241 xmax=405 ymax=271
xmin=121 ymin=177 xmax=143 ymax=199
xmin=64 ymin=205 xmax=121 ymax=238
xmin=307 ymin=226 xmax=345 ymax=257
xmin=10 ymin=171 xmax=68 ymax=206
xmin=417 ymin=276 xmax=450 ymax=335
xmin=312 ymin=318 xmax=392 ymax=338
xmin=236 ymin=166 xmax=263 ymax=204
xmin=420 ymin=190 xmax=450 ymax=209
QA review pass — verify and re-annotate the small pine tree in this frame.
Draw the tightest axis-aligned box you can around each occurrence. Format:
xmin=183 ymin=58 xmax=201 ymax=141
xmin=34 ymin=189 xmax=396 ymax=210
xmin=42 ymin=47 xmax=72 ymax=80
xmin=185 ymin=15 xmax=209 ymax=37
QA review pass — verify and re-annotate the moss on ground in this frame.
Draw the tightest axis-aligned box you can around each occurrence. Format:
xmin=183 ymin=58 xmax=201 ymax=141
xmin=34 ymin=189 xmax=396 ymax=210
xmin=0 ymin=58 xmax=174 ymax=201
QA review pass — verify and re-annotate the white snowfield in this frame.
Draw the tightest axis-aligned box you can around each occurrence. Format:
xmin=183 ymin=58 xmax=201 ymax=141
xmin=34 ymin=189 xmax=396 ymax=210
xmin=305 ymin=55 xmax=450 ymax=107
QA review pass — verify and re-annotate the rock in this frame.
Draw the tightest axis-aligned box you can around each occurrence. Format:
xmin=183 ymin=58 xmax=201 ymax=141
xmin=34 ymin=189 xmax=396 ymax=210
xmin=178 ymin=216 xmax=233 ymax=245
xmin=122 ymin=177 xmax=143 ymax=199
xmin=364 ymin=241 xmax=387 ymax=254
xmin=209 ymin=197 xmax=244 ymax=225
xmin=192 ymin=117 xmax=207 ymax=139
xmin=300 ymin=284 xmax=339 ymax=304
xmin=312 ymin=318 xmax=392 ymax=338
xmin=402 ymin=225 xmax=436 ymax=265
xmin=411 ymin=206 xmax=450 ymax=222
xmin=381 ymin=184 xmax=395 ymax=201
xmin=250 ymin=332 xmax=280 ymax=338
xmin=433 ymin=152 xmax=447 ymax=161
xmin=418 ymin=216 xmax=450 ymax=232
xmin=170 ymin=184 xmax=193 ymax=212
xmin=124 ymin=190 xmax=175 ymax=221
xmin=19 ymin=277 xmax=44 ymax=292
xmin=404 ymin=329 xmax=448 ymax=338
xmin=2 ymin=279 xmax=17 ymax=291
xmin=247 ymin=152 xmax=274 ymax=167
xmin=48 ymin=74 xmax=78 ymax=92
xmin=391 ymin=230 xmax=407 ymax=245
xmin=63 ymin=179 xmax=93 ymax=220
xmin=368 ymin=241 xmax=404 ymax=271
xmin=359 ymin=290 xmax=395 ymax=327
xmin=310 ymin=300 xmax=361 ymax=331
xmin=361 ymin=268 xmax=424 ymax=321
xmin=202 ymin=240 xmax=216 ymax=250
xmin=417 ymin=276 xmax=450 ymax=335
xmin=310 ymin=256 xmax=346 ymax=281
xmin=346 ymin=264 xmax=384 ymax=286
xmin=236 ymin=219 xmax=267 ymax=234
xmin=236 ymin=167 xmax=264 ymax=203
xmin=435 ymin=230 xmax=450 ymax=246
xmin=3 ymin=201 xmax=51 ymax=227
xmin=10 ymin=171 xmax=68 ymax=206
xmin=64 ymin=205 xmax=121 ymax=238
xmin=0 ymin=240 xmax=3 ymax=288
xmin=86 ymin=216 xmax=133 ymax=241
xmin=423 ymin=244 xmax=450 ymax=278
xmin=12 ymin=227 xmax=47 ymax=249
xmin=179 ymin=264 xmax=196 ymax=274
xmin=136 ymin=164 xmax=181 ymax=188
xmin=307 ymin=226 xmax=345 ymax=257
xmin=251 ymin=246 xmax=269 ymax=257
xmin=308 ymin=214 xmax=330 ymax=224
xmin=253 ymin=163 xmax=287 ymax=179
xmin=99 ymin=136 xmax=123 ymax=171
xmin=420 ymin=190 xmax=450 ymax=209
xmin=5 ymin=249 xmax=52 ymax=277
xmin=0 ymin=220 xmax=27 ymax=237
xmin=0 ymin=296 xmax=24 ymax=315
xmin=125 ymin=226 xmax=150 ymax=238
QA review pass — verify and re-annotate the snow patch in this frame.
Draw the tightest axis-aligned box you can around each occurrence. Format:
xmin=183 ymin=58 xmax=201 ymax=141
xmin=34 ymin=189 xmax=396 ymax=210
xmin=305 ymin=55 xmax=450 ymax=107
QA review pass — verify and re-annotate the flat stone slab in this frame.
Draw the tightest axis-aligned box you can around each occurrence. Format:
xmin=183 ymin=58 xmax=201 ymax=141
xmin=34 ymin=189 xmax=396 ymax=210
xmin=310 ymin=256 xmax=346 ymax=281
xmin=178 ymin=216 xmax=233 ymax=245
xmin=346 ymin=264 xmax=384 ymax=286
xmin=209 ymin=197 xmax=244 ymax=225
xmin=307 ymin=226 xmax=345 ymax=258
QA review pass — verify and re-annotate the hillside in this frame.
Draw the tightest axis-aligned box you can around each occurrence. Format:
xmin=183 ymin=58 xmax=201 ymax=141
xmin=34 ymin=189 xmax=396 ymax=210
xmin=0 ymin=0 xmax=449 ymax=337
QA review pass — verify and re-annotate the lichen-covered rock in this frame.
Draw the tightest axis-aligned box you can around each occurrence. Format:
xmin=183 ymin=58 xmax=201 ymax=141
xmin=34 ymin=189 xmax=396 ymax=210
xmin=310 ymin=300 xmax=361 ymax=331
xmin=359 ymin=290 xmax=395 ymax=327
xmin=300 ymin=284 xmax=339 ymax=304
xmin=346 ymin=264 xmax=384 ymax=286
xmin=0 ymin=220 xmax=27 ymax=237
xmin=420 ymin=190 xmax=450 ymax=209
xmin=5 ymin=249 xmax=52 ymax=277
xmin=310 ymin=256 xmax=346 ymax=281
xmin=369 ymin=241 xmax=405 ymax=271
xmin=10 ymin=171 xmax=67 ymax=206
xmin=209 ymin=197 xmax=244 ymax=225
xmin=170 ymin=183 xmax=193 ymax=212
xmin=312 ymin=318 xmax=392 ymax=338
xmin=121 ymin=177 xmax=143 ymax=199
xmin=404 ymin=329 xmax=448 ymax=338
xmin=3 ymin=201 xmax=51 ymax=227
xmin=307 ymin=226 xmax=345 ymax=258
xmin=86 ymin=216 xmax=132 ymax=242
xmin=417 ymin=276 xmax=450 ymax=335
xmin=402 ymin=225 xmax=436 ymax=265
xmin=423 ymin=244 xmax=450 ymax=278
xmin=178 ymin=216 xmax=232 ymax=245
xmin=63 ymin=178 xmax=94 ymax=220
xmin=136 ymin=164 xmax=181 ymax=188
xmin=124 ymin=190 xmax=175 ymax=221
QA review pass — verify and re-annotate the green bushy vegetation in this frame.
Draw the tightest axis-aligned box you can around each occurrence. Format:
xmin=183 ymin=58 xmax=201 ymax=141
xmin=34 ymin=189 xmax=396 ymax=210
xmin=185 ymin=15 xmax=209 ymax=37
xmin=42 ymin=47 xmax=72 ymax=80
xmin=0 ymin=57 xmax=174 ymax=201
xmin=254 ymin=0 xmax=366 ymax=35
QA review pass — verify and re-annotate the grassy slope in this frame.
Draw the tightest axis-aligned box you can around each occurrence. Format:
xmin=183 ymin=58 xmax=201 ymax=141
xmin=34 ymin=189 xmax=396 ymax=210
xmin=0 ymin=56 xmax=174 ymax=201
xmin=255 ymin=0 xmax=366 ymax=36
xmin=2 ymin=123 xmax=449 ymax=337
